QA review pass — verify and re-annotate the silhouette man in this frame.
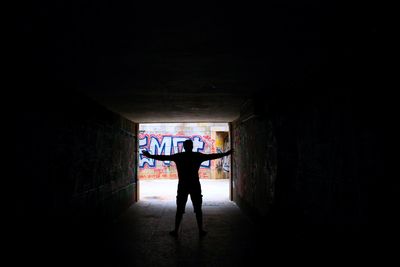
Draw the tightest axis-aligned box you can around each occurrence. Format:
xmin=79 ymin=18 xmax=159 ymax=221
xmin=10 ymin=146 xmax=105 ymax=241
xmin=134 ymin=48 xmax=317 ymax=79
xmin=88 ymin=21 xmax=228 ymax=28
xmin=142 ymin=139 xmax=232 ymax=238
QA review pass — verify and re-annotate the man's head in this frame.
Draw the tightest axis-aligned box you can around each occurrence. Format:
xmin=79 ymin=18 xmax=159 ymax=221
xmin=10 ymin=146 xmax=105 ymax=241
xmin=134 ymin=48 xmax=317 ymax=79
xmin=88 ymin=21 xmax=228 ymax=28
xmin=183 ymin=139 xmax=193 ymax=152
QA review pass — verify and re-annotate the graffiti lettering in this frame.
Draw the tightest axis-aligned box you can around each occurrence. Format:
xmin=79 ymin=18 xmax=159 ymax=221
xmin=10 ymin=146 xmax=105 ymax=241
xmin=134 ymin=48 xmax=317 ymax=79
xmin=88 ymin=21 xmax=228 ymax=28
xmin=139 ymin=134 xmax=210 ymax=168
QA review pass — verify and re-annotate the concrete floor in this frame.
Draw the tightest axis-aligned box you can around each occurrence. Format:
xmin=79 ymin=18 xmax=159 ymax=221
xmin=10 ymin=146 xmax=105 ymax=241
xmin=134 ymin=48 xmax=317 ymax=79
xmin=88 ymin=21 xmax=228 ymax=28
xmin=16 ymin=179 xmax=374 ymax=266
xmin=139 ymin=179 xmax=230 ymax=201
xmin=112 ymin=196 xmax=257 ymax=266
xmin=90 ymin=180 xmax=366 ymax=266
xmin=111 ymin=179 xmax=256 ymax=266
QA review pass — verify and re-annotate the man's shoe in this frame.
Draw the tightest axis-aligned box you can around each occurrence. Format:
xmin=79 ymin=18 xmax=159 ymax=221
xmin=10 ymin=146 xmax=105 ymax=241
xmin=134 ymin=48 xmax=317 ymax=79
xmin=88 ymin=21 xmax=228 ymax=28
xmin=169 ymin=230 xmax=178 ymax=237
xmin=199 ymin=230 xmax=207 ymax=238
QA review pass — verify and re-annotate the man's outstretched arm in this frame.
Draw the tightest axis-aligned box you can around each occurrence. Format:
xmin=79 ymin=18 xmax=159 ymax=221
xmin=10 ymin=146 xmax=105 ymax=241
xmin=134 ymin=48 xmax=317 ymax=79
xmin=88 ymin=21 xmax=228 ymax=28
xmin=142 ymin=150 xmax=174 ymax=161
xmin=202 ymin=149 xmax=233 ymax=161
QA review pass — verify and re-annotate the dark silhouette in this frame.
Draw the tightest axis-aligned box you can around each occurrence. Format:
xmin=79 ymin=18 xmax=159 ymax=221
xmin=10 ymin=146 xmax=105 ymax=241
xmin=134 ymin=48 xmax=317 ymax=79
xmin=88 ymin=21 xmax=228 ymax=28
xmin=142 ymin=139 xmax=233 ymax=238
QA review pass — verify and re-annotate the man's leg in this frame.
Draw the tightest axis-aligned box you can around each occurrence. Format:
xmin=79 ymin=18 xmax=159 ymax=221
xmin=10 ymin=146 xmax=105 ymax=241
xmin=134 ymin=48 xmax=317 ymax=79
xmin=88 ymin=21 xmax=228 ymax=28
xmin=169 ymin=212 xmax=183 ymax=237
xmin=195 ymin=210 xmax=207 ymax=237
xmin=170 ymin=191 xmax=188 ymax=237
xmin=191 ymin=192 xmax=207 ymax=237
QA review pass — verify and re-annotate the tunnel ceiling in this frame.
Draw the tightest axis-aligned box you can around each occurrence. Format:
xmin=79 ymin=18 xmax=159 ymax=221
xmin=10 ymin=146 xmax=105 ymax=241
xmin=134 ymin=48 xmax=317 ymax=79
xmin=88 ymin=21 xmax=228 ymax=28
xmin=81 ymin=50 xmax=261 ymax=122
xmin=75 ymin=4 xmax=266 ymax=123
xmin=25 ymin=2 xmax=357 ymax=122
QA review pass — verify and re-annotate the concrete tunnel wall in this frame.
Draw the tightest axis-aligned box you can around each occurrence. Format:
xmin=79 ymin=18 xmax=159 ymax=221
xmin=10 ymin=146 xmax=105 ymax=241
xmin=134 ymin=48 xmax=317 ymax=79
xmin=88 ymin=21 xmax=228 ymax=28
xmin=230 ymin=90 xmax=383 ymax=239
xmin=14 ymin=90 xmax=138 ymax=224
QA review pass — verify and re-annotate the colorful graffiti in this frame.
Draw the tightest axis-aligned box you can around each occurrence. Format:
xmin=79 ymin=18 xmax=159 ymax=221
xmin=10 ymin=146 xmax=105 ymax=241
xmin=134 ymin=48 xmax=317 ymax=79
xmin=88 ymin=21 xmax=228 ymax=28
xmin=138 ymin=123 xmax=230 ymax=180
xmin=138 ymin=133 xmax=218 ymax=179
xmin=139 ymin=134 xmax=212 ymax=168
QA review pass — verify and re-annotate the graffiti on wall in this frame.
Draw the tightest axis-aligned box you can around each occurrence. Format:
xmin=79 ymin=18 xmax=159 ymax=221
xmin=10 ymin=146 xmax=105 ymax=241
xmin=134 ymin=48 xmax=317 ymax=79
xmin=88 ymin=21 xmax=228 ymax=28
xmin=216 ymin=148 xmax=230 ymax=173
xmin=138 ymin=127 xmax=229 ymax=179
xmin=139 ymin=134 xmax=213 ymax=168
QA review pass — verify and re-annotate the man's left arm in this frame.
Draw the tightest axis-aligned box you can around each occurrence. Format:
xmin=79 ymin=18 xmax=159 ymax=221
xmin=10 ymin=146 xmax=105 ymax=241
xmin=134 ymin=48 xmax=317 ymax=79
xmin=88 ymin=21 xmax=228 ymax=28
xmin=202 ymin=149 xmax=233 ymax=161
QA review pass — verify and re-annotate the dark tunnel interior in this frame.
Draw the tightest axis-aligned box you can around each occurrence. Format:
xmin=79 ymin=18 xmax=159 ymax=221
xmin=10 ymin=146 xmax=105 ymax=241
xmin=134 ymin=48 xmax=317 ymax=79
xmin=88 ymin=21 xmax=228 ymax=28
xmin=11 ymin=1 xmax=388 ymax=265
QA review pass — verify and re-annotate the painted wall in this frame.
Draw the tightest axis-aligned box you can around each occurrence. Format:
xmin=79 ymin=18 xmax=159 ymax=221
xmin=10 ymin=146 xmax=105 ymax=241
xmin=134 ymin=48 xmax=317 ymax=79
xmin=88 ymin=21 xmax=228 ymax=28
xmin=138 ymin=123 xmax=229 ymax=179
xmin=14 ymin=90 xmax=137 ymax=225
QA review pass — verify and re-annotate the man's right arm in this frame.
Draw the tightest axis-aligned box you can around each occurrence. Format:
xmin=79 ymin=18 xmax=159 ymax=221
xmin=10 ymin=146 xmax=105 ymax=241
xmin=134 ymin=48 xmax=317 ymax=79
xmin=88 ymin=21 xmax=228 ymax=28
xmin=142 ymin=150 xmax=174 ymax=161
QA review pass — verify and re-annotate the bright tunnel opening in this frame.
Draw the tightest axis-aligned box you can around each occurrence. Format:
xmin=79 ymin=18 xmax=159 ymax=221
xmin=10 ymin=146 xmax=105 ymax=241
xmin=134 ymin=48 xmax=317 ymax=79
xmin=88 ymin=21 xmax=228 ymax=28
xmin=138 ymin=122 xmax=231 ymax=202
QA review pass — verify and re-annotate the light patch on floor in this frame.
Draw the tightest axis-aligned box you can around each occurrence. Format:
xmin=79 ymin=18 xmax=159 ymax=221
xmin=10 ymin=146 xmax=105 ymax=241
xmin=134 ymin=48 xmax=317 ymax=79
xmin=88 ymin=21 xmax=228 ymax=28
xmin=139 ymin=179 xmax=230 ymax=202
